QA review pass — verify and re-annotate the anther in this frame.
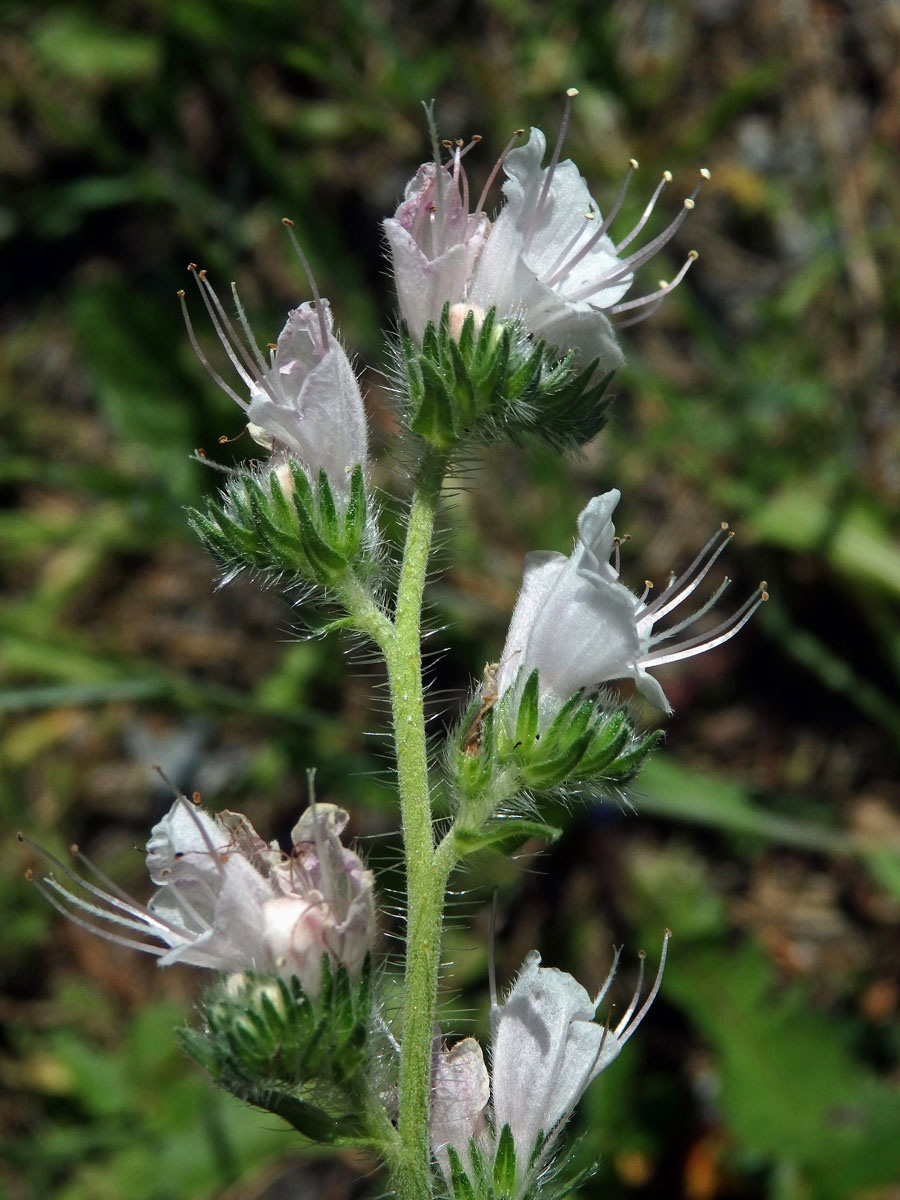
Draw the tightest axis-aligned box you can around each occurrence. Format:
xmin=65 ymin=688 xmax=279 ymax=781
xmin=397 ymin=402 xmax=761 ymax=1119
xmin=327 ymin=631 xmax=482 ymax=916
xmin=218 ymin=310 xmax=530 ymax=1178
xmin=176 ymin=289 xmax=185 ymax=298
xmin=566 ymin=86 xmax=579 ymax=98
xmin=683 ymin=197 xmax=695 ymax=210
xmin=700 ymin=167 xmax=711 ymax=180
xmin=629 ymin=157 xmax=639 ymax=170
xmin=25 ymin=868 xmax=34 ymax=882
xmin=663 ymin=170 xmax=673 ymax=183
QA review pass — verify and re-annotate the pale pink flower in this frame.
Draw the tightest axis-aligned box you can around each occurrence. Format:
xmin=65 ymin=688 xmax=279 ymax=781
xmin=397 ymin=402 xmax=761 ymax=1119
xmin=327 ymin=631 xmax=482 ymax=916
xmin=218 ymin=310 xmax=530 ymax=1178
xmin=180 ymin=261 xmax=367 ymax=502
xmin=383 ymin=152 xmax=491 ymax=343
xmin=23 ymin=797 xmax=375 ymax=998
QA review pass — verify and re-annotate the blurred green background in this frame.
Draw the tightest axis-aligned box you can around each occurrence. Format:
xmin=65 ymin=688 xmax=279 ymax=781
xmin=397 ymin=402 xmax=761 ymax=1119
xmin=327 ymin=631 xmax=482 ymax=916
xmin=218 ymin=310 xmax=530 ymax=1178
xmin=2 ymin=0 xmax=899 ymax=1197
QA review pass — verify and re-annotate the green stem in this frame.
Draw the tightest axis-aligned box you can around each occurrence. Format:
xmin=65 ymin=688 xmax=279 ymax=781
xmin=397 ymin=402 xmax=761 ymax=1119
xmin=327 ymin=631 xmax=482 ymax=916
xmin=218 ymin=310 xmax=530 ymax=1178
xmin=382 ymin=449 xmax=451 ymax=1200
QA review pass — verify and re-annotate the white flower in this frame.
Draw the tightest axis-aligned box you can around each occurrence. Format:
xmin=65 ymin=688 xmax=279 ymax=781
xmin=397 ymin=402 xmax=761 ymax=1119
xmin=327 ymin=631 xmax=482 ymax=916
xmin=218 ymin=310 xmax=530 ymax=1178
xmin=180 ymin=264 xmax=367 ymax=502
xmin=383 ymin=154 xmax=490 ymax=343
xmin=496 ymin=488 xmax=767 ymax=719
xmin=490 ymin=942 xmax=667 ymax=1187
xmin=429 ymin=938 xmax=669 ymax=1197
xmin=469 ymin=126 xmax=705 ymax=374
xmin=23 ymin=796 xmax=376 ymax=998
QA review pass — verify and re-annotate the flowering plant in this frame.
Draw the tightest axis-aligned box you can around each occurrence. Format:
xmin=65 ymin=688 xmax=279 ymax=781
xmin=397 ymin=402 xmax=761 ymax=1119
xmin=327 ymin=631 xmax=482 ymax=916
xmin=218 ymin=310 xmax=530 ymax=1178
xmin=22 ymin=95 xmax=764 ymax=1200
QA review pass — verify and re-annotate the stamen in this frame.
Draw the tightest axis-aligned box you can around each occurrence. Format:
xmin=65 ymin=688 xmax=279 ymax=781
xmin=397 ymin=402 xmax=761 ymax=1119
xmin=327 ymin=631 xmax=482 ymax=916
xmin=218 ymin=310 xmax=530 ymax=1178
xmin=614 ymin=170 xmax=672 ymax=254
xmin=188 ymin=267 xmax=269 ymax=401
xmin=615 ymin=950 xmax=646 ymax=1033
xmin=19 ymin=834 xmax=182 ymax=937
xmin=197 ymin=270 xmax=268 ymax=387
xmin=609 ymin=250 xmax=698 ymax=316
xmin=643 ymin=584 xmax=768 ymax=668
xmin=281 ymin=218 xmax=330 ymax=349
xmin=230 ymin=283 xmax=270 ymax=376
xmin=618 ymin=931 xmax=670 ymax=1044
xmin=593 ymin=944 xmax=623 ymax=1008
xmin=640 ymin=524 xmax=733 ymax=622
xmin=544 ymin=157 xmax=640 ymax=287
xmin=177 ymin=289 xmax=248 ymax=412
xmin=648 ymin=573 xmax=732 ymax=646
xmin=474 ymin=128 xmax=525 ymax=214
xmin=32 ymin=879 xmax=167 ymax=957
xmin=524 ymin=87 xmax=579 ymax=249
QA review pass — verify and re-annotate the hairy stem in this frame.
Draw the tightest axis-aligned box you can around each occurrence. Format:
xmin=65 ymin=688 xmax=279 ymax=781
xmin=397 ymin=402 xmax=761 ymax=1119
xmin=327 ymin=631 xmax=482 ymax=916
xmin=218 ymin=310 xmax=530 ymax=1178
xmin=382 ymin=449 xmax=450 ymax=1200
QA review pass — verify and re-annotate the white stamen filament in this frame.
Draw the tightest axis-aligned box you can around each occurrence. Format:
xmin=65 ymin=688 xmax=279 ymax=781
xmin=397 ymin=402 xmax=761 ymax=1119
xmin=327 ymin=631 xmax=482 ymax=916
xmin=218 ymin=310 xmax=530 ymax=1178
xmin=178 ymin=289 xmax=249 ymax=411
xmin=643 ymin=585 xmax=768 ymax=668
xmin=614 ymin=170 xmax=672 ymax=254
xmin=281 ymin=218 xmax=330 ymax=349
xmin=609 ymin=251 xmax=698 ymax=316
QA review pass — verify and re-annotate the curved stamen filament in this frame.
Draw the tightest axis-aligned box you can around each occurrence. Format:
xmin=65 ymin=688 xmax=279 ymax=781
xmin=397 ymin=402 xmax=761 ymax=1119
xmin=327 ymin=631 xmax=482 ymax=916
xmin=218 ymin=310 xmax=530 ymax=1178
xmin=544 ymin=158 xmax=639 ymax=288
xmin=643 ymin=586 xmax=768 ymax=668
xmin=647 ymin=574 xmax=732 ymax=646
xmin=282 ymin=218 xmax=330 ymax=349
xmin=641 ymin=525 xmax=733 ymax=622
xmin=609 ymin=251 xmax=698 ymax=315
xmin=615 ymin=951 xmax=645 ymax=1034
xmin=619 ymin=931 xmax=670 ymax=1044
xmin=524 ymin=87 xmax=579 ymax=250
xmin=231 ymin=283 xmax=270 ymax=376
xmin=197 ymin=270 xmax=269 ymax=387
xmin=32 ymin=879 xmax=168 ymax=956
xmin=20 ymin=835 xmax=183 ymax=937
xmin=566 ymin=196 xmax=695 ymax=303
xmin=188 ymin=267 xmax=276 ymax=405
xmin=593 ymin=945 xmax=623 ymax=1008
xmin=475 ymin=129 xmax=525 ymax=214
xmin=614 ymin=170 xmax=672 ymax=254
xmin=178 ymin=290 xmax=248 ymax=412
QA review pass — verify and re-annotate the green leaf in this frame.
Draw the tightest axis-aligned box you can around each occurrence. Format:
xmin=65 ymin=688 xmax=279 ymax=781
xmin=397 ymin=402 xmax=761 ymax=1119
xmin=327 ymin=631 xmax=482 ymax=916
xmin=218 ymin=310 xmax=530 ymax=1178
xmin=453 ymin=819 xmax=562 ymax=857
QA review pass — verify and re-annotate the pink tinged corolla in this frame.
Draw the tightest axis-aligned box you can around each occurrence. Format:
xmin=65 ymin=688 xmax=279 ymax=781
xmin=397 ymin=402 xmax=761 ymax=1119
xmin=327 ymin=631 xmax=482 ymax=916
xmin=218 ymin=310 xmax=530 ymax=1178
xmin=496 ymin=488 xmax=767 ymax=719
xmin=20 ymin=795 xmax=375 ymax=998
xmin=179 ymin=222 xmax=367 ymax=502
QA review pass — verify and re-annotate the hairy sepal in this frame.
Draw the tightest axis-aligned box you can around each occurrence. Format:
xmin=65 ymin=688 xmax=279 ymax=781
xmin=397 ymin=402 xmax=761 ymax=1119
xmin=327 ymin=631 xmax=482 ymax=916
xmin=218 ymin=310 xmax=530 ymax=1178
xmin=188 ymin=460 xmax=374 ymax=588
xmin=397 ymin=306 xmax=616 ymax=454
xmin=180 ymin=956 xmax=374 ymax=1143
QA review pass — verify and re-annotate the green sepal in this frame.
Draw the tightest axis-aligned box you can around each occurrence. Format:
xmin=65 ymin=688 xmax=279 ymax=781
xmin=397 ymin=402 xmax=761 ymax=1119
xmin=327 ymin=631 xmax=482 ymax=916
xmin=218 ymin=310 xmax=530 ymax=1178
xmin=180 ymin=956 xmax=375 ymax=1140
xmin=452 ymin=818 xmax=562 ymax=857
xmin=446 ymin=1146 xmax=477 ymax=1200
xmin=190 ymin=457 xmax=375 ymax=589
xmin=514 ymin=669 xmax=540 ymax=751
xmin=398 ymin=306 xmax=617 ymax=453
xmin=492 ymin=1124 xmax=518 ymax=1197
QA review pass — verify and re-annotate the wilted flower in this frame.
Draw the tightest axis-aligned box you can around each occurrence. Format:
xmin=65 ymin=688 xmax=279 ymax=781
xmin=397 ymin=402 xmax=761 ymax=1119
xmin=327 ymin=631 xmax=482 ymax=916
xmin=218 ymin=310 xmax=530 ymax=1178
xmin=383 ymin=142 xmax=492 ymax=343
xmin=430 ymin=938 xmax=668 ymax=1196
xmin=21 ymin=796 xmax=375 ymax=998
xmin=179 ymin=243 xmax=367 ymax=503
xmin=496 ymin=488 xmax=767 ymax=719
xmin=430 ymin=1036 xmax=490 ymax=1177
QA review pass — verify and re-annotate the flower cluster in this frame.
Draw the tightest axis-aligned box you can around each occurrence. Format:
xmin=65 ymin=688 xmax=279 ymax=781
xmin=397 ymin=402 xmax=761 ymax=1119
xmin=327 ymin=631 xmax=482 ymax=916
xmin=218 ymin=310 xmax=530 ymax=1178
xmin=430 ymin=937 xmax=669 ymax=1199
xmin=385 ymin=94 xmax=705 ymax=378
xmin=22 ymin=796 xmax=375 ymax=999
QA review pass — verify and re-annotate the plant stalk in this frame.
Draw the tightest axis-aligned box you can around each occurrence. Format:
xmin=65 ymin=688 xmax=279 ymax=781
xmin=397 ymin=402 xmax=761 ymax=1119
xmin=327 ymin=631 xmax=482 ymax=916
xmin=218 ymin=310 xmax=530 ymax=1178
xmin=383 ymin=449 xmax=451 ymax=1200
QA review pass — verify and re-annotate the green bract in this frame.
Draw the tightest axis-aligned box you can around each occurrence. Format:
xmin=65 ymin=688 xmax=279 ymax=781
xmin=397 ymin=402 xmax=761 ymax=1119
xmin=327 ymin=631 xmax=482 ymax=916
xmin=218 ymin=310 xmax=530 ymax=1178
xmin=181 ymin=958 xmax=374 ymax=1144
xmin=398 ymin=305 xmax=614 ymax=452
xmin=188 ymin=461 xmax=374 ymax=587
xmin=449 ymin=669 xmax=661 ymax=836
